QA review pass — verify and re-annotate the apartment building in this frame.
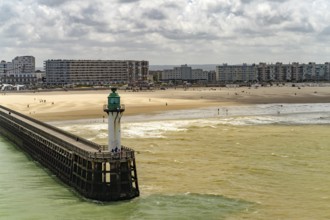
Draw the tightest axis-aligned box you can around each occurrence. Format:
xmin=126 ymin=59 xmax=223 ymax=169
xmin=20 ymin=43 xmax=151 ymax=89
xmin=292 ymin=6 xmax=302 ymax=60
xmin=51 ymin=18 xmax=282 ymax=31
xmin=291 ymin=62 xmax=300 ymax=82
xmin=0 ymin=56 xmax=36 ymax=85
xmin=0 ymin=60 xmax=7 ymax=74
xmin=257 ymin=63 xmax=267 ymax=82
xmin=1 ymin=56 xmax=35 ymax=74
xmin=162 ymin=69 xmax=179 ymax=81
xmin=177 ymin=64 xmax=192 ymax=80
xmin=44 ymin=60 xmax=149 ymax=85
xmin=216 ymin=62 xmax=330 ymax=83
xmin=325 ymin=63 xmax=330 ymax=81
xmin=10 ymin=56 xmax=36 ymax=74
xmin=216 ymin=63 xmax=257 ymax=83
xmin=161 ymin=65 xmax=209 ymax=82
xmin=1 ymin=74 xmax=37 ymax=84
xmin=192 ymin=69 xmax=208 ymax=81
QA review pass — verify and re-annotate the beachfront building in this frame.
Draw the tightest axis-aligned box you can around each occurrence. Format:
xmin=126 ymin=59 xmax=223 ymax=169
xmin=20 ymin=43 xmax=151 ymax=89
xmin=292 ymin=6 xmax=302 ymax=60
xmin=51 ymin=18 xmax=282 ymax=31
xmin=192 ymin=69 xmax=208 ymax=82
xmin=216 ymin=63 xmax=257 ymax=83
xmin=0 ymin=60 xmax=7 ymax=75
xmin=257 ymin=63 xmax=267 ymax=82
xmin=0 ymin=56 xmax=36 ymax=85
xmin=161 ymin=65 xmax=210 ymax=83
xmin=216 ymin=62 xmax=330 ymax=83
xmin=44 ymin=60 xmax=149 ymax=86
xmin=162 ymin=69 xmax=179 ymax=81
xmin=268 ymin=64 xmax=276 ymax=81
xmin=0 ymin=56 xmax=35 ymax=74
xmin=1 ymin=73 xmax=37 ymax=84
xmin=10 ymin=56 xmax=36 ymax=74
xmin=149 ymin=70 xmax=162 ymax=82
xmin=179 ymin=64 xmax=192 ymax=81
xmin=325 ymin=63 xmax=330 ymax=81
xmin=291 ymin=62 xmax=300 ymax=82
xmin=207 ymin=71 xmax=217 ymax=82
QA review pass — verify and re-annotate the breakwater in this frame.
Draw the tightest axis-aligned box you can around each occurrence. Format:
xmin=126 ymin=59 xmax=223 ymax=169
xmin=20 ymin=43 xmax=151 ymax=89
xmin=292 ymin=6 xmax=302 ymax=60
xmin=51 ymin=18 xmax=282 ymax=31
xmin=0 ymin=105 xmax=139 ymax=201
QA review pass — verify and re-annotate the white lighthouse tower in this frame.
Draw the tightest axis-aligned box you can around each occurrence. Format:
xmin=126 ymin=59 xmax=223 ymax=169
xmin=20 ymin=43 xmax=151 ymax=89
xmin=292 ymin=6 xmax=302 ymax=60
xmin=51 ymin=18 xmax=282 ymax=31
xmin=103 ymin=88 xmax=125 ymax=152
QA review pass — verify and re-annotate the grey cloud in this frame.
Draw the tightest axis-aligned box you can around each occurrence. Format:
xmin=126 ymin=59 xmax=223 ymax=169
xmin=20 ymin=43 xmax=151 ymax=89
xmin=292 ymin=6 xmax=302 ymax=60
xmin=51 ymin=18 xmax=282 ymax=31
xmin=267 ymin=0 xmax=288 ymax=2
xmin=257 ymin=14 xmax=289 ymax=26
xmin=240 ymin=0 xmax=253 ymax=3
xmin=285 ymin=22 xmax=314 ymax=33
xmin=117 ymin=0 xmax=139 ymax=3
xmin=235 ymin=28 xmax=274 ymax=37
xmin=66 ymin=24 xmax=90 ymax=38
xmin=67 ymin=5 xmax=105 ymax=27
xmin=0 ymin=4 xmax=17 ymax=25
xmin=162 ymin=2 xmax=180 ymax=9
xmin=2 ymin=22 xmax=31 ymax=40
xmin=161 ymin=29 xmax=218 ymax=41
xmin=1 ymin=0 xmax=330 ymax=66
xmin=38 ymin=0 xmax=69 ymax=6
xmin=241 ymin=0 xmax=288 ymax=3
xmin=143 ymin=9 xmax=166 ymax=20
xmin=206 ymin=2 xmax=239 ymax=15
xmin=132 ymin=21 xmax=147 ymax=29
xmin=318 ymin=25 xmax=330 ymax=41
xmin=321 ymin=26 xmax=330 ymax=35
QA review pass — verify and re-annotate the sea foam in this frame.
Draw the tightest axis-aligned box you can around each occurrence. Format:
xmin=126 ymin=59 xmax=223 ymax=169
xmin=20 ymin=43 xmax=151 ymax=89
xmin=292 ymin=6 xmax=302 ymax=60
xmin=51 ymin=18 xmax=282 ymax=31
xmin=54 ymin=103 xmax=330 ymax=139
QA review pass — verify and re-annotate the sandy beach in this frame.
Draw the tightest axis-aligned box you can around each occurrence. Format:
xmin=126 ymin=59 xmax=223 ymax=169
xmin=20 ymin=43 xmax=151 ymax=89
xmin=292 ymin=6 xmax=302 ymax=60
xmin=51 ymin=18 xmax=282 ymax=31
xmin=1 ymin=85 xmax=330 ymax=121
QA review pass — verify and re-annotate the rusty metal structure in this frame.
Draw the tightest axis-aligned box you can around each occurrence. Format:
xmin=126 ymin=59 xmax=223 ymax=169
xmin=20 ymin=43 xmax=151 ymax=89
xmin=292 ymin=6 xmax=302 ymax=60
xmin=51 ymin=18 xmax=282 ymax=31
xmin=0 ymin=105 xmax=139 ymax=201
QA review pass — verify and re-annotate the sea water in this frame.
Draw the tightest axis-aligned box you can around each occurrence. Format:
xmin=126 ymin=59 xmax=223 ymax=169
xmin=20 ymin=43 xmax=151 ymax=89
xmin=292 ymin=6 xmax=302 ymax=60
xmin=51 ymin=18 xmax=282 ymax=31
xmin=1 ymin=103 xmax=330 ymax=219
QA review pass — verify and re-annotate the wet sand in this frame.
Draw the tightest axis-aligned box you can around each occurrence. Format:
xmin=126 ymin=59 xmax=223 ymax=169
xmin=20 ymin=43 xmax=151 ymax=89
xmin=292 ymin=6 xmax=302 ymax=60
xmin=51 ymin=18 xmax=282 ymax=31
xmin=1 ymin=86 xmax=330 ymax=121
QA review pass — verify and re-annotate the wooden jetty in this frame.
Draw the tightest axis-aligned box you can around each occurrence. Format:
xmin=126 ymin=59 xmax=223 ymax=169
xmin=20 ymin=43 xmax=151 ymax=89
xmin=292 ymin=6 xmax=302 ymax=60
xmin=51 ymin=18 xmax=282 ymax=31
xmin=0 ymin=105 xmax=139 ymax=201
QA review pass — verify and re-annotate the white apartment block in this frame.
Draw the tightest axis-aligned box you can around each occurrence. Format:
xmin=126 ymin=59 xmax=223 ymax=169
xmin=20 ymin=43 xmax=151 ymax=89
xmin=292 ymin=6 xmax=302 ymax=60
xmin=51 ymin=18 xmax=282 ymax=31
xmin=10 ymin=56 xmax=35 ymax=74
xmin=257 ymin=63 xmax=267 ymax=82
xmin=0 ymin=60 xmax=7 ymax=75
xmin=45 ymin=60 xmax=149 ymax=85
xmin=0 ymin=56 xmax=36 ymax=85
xmin=291 ymin=62 xmax=300 ymax=82
xmin=161 ymin=65 xmax=209 ymax=82
xmin=1 ymin=56 xmax=35 ymax=74
xmin=325 ymin=63 xmax=330 ymax=81
xmin=192 ymin=69 xmax=208 ymax=81
xmin=216 ymin=63 xmax=257 ymax=83
xmin=1 ymin=73 xmax=37 ymax=84
xmin=177 ymin=64 xmax=192 ymax=80
xmin=162 ymin=69 xmax=181 ymax=81
xmin=216 ymin=62 xmax=330 ymax=83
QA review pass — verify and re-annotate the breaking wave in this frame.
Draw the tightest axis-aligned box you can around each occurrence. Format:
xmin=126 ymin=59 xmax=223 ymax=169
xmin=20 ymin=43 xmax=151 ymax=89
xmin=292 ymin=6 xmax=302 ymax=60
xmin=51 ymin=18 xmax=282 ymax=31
xmin=53 ymin=103 xmax=330 ymax=139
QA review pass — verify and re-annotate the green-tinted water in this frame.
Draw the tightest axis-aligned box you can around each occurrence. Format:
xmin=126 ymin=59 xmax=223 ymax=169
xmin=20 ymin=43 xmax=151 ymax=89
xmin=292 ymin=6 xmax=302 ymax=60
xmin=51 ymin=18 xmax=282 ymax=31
xmin=122 ymin=123 xmax=330 ymax=219
xmin=1 ymin=117 xmax=330 ymax=219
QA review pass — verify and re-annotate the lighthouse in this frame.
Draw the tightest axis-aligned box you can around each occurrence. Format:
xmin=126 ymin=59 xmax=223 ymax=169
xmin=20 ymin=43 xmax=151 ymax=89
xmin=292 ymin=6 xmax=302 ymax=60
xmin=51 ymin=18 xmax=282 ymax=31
xmin=104 ymin=88 xmax=125 ymax=153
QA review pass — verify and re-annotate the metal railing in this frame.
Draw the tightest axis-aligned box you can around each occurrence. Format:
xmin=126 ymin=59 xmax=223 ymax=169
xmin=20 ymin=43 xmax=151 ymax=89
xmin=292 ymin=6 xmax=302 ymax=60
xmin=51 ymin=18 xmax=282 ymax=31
xmin=0 ymin=105 xmax=135 ymax=160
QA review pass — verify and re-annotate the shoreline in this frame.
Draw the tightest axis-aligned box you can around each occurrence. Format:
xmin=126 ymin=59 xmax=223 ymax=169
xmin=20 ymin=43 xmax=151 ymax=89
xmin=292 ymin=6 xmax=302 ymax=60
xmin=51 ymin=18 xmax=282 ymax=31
xmin=1 ymin=86 xmax=330 ymax=122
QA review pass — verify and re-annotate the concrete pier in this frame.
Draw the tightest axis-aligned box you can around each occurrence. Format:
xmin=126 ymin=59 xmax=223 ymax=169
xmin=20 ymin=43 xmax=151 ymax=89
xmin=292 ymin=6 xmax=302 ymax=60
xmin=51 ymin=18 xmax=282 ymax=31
xmin=0 ymin=105 xmax=139 ymax=201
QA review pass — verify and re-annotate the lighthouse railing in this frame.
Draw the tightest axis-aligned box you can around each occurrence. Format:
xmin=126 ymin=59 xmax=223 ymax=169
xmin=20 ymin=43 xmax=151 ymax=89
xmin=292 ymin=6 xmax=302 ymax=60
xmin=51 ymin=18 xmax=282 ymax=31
xmin=90 ymin=145 xmax=135 ymax=160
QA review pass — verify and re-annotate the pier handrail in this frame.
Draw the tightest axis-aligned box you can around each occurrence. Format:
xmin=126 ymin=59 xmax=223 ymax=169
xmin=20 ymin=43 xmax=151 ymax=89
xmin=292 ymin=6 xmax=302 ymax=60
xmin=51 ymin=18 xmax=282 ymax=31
xmin=0 ymin=105 xmax=136 ymax=160
xmin=0 ymin=109 xmax=80 ymax=152
xmin=0 ymin=105 xmax=101 ymax=150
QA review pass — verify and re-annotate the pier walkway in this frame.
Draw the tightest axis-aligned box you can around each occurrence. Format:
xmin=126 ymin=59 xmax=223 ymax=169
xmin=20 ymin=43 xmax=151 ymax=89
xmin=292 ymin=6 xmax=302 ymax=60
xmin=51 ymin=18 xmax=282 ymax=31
xmin=0 ymin=105 xmax=98 ymax=153
xmin=0 ymin=105 xmax=139 ymax=201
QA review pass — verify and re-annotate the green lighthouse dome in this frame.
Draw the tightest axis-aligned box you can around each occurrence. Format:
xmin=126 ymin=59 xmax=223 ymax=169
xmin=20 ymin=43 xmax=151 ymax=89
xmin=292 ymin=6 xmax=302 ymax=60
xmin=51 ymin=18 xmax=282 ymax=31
xmin=107 ymin=88 xmax=121 ymax=111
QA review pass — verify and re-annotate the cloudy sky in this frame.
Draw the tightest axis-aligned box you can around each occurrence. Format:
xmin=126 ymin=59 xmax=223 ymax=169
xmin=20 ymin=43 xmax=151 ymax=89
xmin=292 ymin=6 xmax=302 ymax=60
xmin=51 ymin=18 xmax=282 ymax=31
xmin=1 ymin=0 xmax=330 ymax=67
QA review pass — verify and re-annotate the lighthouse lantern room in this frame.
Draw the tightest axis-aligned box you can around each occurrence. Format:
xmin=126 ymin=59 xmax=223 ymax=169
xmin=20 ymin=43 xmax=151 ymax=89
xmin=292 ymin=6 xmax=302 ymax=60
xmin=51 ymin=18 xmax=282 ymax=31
xmin=104 ymin=88 xmax=125 ymax=153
